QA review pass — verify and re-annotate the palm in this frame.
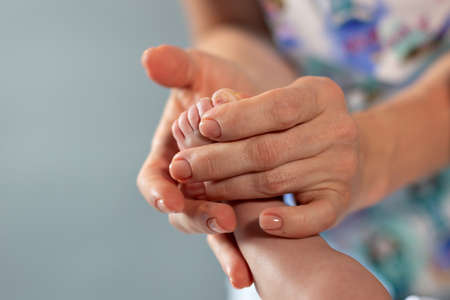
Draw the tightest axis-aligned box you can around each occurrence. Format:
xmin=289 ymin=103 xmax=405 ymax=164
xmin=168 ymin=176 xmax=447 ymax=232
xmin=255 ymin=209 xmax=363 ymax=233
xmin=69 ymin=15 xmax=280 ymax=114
xmin=169 ymin=51 xmax=258 ymax=113
xmin=143 ymin=45 xmax=260 ymax=180
xmin=158 ymin=49 xmax=260 ymax=163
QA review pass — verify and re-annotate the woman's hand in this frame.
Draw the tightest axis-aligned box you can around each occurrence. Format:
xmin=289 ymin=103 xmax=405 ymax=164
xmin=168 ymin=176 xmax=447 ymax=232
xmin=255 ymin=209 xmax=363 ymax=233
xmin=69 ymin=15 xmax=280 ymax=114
xmin=137 ymin=44 xmax=259 ymax=226
xmin=169 ymin=77 xmax=363 ymax=238
xmin=137 ymin=44 xmax=262 ymax=288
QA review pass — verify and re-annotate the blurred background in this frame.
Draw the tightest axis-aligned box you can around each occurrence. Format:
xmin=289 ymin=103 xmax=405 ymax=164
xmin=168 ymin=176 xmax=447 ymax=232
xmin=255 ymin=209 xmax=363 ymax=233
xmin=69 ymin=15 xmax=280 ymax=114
xmin=0 ymin=1 xmax=227 ymax=299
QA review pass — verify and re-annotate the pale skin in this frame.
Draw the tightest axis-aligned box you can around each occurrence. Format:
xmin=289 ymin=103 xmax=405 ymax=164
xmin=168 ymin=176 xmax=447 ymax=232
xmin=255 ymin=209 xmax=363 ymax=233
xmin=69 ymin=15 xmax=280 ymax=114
xmin=170 ymin=88 xmax=391 ymax=299
xmin=137 ymin=0 xmax=450 ymax=294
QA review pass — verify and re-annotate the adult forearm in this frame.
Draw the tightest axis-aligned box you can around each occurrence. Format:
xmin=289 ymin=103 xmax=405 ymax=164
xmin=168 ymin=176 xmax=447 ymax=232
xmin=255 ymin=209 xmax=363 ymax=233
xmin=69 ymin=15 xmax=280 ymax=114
xmin=354 ymin=54 xmax=450 ymax=208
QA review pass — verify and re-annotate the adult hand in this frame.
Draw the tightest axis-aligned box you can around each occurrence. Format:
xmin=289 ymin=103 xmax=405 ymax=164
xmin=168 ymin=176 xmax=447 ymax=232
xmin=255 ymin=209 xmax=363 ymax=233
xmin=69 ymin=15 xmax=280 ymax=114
xmin=137 ymin=45 xmax=260 ymax=288
xmin=170 ymin=77 xmax=362 ymax=238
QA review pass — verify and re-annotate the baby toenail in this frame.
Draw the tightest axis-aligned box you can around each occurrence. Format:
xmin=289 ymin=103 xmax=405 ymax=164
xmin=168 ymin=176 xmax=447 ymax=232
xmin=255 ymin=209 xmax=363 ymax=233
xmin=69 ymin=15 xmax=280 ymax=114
xmin=199 ymin=119 xmax=222 ymax=138
xmin=170 ymin=159 xmax=192 ymax=181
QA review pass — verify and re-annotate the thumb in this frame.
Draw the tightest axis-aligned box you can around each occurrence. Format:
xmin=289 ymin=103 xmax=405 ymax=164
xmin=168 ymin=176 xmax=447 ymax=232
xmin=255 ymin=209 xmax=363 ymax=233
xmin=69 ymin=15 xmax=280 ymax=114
xmin=259 ymin=192 xmax=341 ymax=238
xmin=141 ymin=45 xmax=198 ymax=88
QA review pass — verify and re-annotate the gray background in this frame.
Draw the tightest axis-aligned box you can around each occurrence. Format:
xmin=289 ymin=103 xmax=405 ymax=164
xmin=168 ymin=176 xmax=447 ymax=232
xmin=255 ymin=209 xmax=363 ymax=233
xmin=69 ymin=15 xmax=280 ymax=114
xmin=0 ymin=1 xmax=227 ymax=299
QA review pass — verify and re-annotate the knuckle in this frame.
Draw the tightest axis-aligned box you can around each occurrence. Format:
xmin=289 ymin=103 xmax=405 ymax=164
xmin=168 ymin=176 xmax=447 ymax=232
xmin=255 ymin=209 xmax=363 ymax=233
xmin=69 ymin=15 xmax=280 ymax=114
xmin=203 ymin=156 xmax=217 ymax=178
xmin=204 ymin=181 xmax=226 ymax=201
xmin=268 ymin=88 xmax=301 ymax=128
xmin=193 ymin=151 xmax=217 ymax=179
xmin=317 ymin=76 xmax=343 ymax=95
xmin=291 ymin=77 xmax=321 ymax=117
xmin=255 ymin=171 xmax=286 ymax=196
xmin=309 ymin=76 xmax=345 ymax=107
xmin=334 ymin=116 xmax=359 ymax=142
xmin=246 ymin=138 xmax=278 ymax=170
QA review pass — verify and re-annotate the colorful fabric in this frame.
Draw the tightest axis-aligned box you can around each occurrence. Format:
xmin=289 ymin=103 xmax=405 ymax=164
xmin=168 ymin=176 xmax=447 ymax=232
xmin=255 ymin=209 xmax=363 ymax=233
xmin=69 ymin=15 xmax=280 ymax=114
xmin=254 ymin=1 xmax=450 ymax=299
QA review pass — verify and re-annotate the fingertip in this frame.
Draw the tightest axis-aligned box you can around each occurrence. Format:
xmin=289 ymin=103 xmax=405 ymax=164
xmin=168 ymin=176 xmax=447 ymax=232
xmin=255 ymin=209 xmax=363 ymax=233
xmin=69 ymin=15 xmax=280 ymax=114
xmin=210 ymin=203 xmax=237 ymax=232
xmin=141 ymin=44 xmax=194 ymax=88
xmin=229 ymin=267 xmax=253 ymax=289
xmin=258 ymin=207 xmax=302 ymax=238
xmin=149 ymin=184 xmax=185 ymax=213
xmin=259 ymin=200 xmax=337 ymax=238
xmin=259 ymin=208 xmax=283 ymax=230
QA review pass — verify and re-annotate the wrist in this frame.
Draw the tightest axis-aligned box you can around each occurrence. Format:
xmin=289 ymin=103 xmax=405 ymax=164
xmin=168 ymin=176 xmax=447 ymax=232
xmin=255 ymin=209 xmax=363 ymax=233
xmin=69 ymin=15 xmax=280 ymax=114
xmin=351 ymin=110 xmax=394 ymax=210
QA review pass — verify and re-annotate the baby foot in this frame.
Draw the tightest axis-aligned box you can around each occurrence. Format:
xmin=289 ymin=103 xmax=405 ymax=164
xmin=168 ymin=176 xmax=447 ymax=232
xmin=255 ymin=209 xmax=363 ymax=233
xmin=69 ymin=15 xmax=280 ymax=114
xmin=171 ymin=88 xmax=243 ymax=150
xmin=171 ymin=88 xmax=244 ymax=199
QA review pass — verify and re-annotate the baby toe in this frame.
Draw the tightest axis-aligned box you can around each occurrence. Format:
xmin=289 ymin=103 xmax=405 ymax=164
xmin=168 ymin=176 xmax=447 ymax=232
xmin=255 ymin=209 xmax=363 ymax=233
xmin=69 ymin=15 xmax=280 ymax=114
xmin=211 ymin=88 xmax=241 ymax=106
xmin=171 ymin=119 xmax=185 ymax=150
xmin=178 ymin=111 xmax=193 ymax=136
xmin=187 ymin=104 xmax=200 ymax=131
xmin=196 ymin=97 xmax=213 ymax=117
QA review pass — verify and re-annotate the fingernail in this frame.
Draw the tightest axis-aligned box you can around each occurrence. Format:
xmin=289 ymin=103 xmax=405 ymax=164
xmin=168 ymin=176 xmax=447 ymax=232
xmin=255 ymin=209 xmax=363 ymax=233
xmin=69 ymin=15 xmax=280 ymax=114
xmin=260 ymin=214 xmax=283 ymax=230
xmin=199 ymin=119 xmax=221 ymax=138
xmin=207 ymin=218 xmax=228 ymax=234
xmin=170 ymin=159 xmax=192 ymax=181
xmin=155 ymin=199 xmax=171 ymax=213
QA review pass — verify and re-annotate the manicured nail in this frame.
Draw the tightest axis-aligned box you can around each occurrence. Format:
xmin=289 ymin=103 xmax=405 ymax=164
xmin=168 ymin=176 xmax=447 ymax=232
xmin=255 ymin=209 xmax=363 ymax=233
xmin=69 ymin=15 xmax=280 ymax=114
xmin=199 ymin=119 xmax=221 ymax=138
xmin=170 ymin=159 xmax=192 ymax=181
xmin=260 ymin=214 xmax=283 ymax=230
xmin=155 ymin=199 xmax=171 ymax=213
xmin=207 ymin=218 xmax=228 ymax=233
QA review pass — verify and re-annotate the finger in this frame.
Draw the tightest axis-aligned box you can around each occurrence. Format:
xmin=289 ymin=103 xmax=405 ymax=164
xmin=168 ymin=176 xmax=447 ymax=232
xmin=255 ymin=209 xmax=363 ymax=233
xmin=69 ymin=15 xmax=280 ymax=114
xmin=137 ymin=159 xmax=185 ymax=213
xmin=141 ymin=45 xmax=197 ymax=88
xmin=137 ymin=97 xmax=185 ymax=213
xmin=207 ymin=234 xmax=253 ymax=289
xmin=168 ymin=199 xmax=236 ymax=234
xmin=199 ymin=77 xmax=326 ymax=141
xmin=259 ymin=191 xmax=342 ymax=238
xmin=199 ymin=156 xmax=333 ymax=201
xmin=169 ymin=116 xmax=331 ymax=183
